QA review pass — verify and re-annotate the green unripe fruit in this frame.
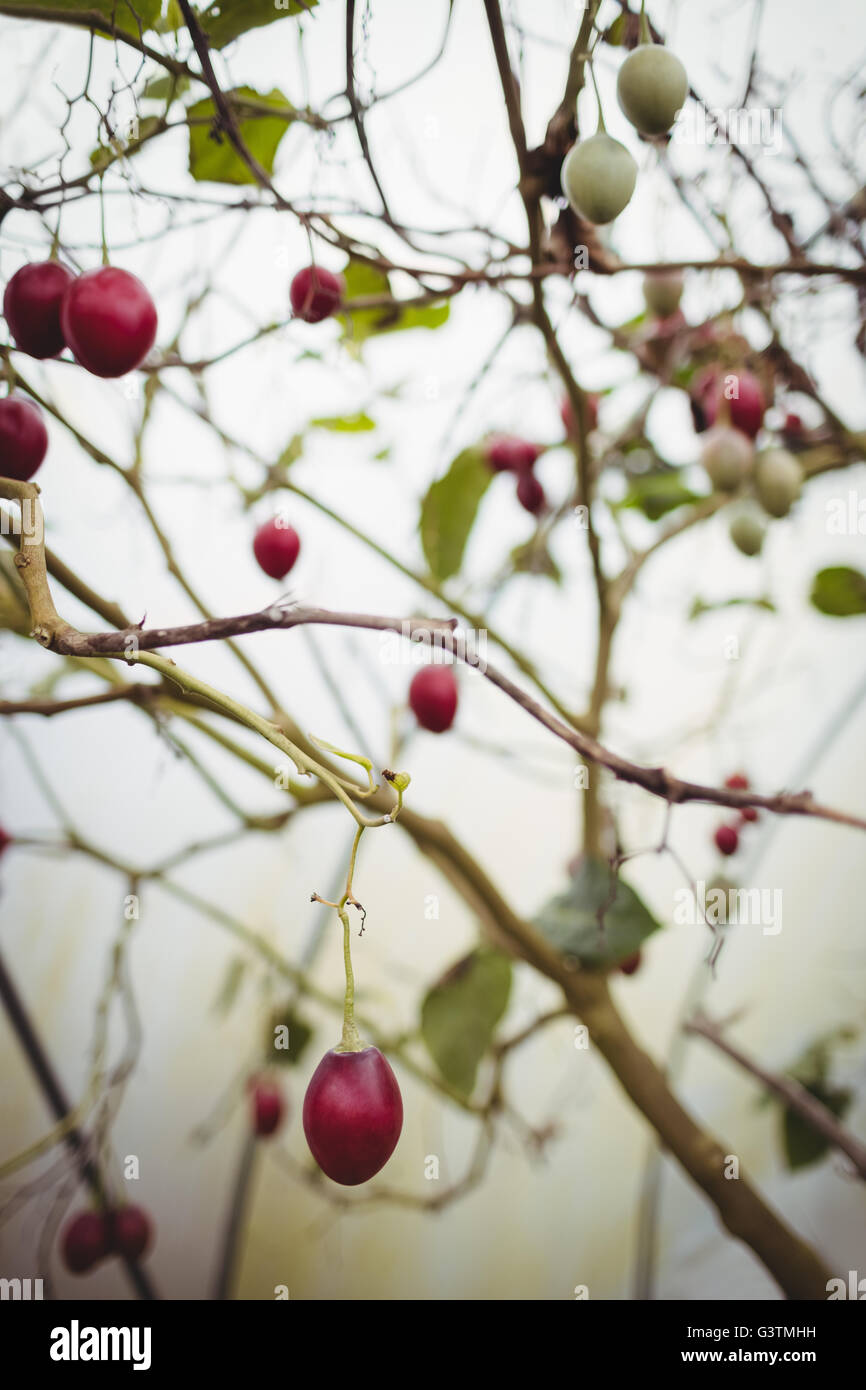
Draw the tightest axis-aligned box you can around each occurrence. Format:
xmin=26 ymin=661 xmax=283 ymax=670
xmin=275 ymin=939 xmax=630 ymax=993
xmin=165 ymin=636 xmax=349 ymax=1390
xmin=729 ymin=505 xmax=767 ymax=557
xmin=560 ymin=133 xmax=638 ymax=225
xmin=643 ymin=270 xmax=684 ymax=319
xmin=617 ymin=45 xmax=688 ymax=136
xmin=700 ymin=426 xmax=754 ymax=492
xmin=754 ymin=448 xmax=803 ymax=518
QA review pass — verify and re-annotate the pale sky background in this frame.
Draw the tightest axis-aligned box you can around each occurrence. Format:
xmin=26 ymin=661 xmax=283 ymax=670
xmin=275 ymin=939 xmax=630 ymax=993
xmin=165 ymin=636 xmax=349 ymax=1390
xmin=1 ymin=0 xmax=865 ymax=1300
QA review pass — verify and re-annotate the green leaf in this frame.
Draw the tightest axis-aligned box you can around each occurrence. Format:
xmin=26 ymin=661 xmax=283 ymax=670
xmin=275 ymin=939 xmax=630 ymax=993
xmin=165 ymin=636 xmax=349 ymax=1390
xmin=534 ymin=856 xmax=661 ymax=968
xmin=618 ymin=472 xmax=703 ymax=521
xmin=782 ymin=1081 xmax=853 ymax=1171
xmin=198 ymin=0 xmax=316 ymax=50
xmin=689 ymin=595 xmax=776 ymax=620
xmin=89 ymin=115 xmax=163 ymax=170
xmin=810 ymin=566 xmax=866 ymax=618
xmin=154 ymin=0 xmax=183 ymax=31
xmin=338 ymin=260 xmax=449 ymax=344
xmin=419 ymin=448 xmax=492 ymax=582
xmin=756 ymin=1026 xmax=859 ymax=1169
xmin=603 ymin=14 xmax=627 ymax=44
xmin=310 ymin=412 xmax=376 ymax=433
xmin=510 ymin=538 xmax=563 ymax=584
xmin=187 ymin=86 xmax=292 ymax=186
xmin=267 ymin=1003 xmax=314 ymax=1067
xmin=421 ymin=949 xmax=512 ymax=1096
xmin=0 ymin=0 xmax=161 ymax=38
xmin=275 ymin=434 xmax=304 ymax=470
xmin=394 ymin=301 xmax=450 ymax=333
xmin=141 ymin=72 xmax=190 ymax=103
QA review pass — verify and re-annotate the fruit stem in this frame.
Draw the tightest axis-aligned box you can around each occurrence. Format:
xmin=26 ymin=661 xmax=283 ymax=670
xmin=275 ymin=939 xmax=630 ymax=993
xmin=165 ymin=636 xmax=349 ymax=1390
xmin=589 ymin=59 xmax=606 ymax=133
xmin=98 ymin=174 xmax=109 ymax=267
xmin=337 ymin=908 xmax=363 ymax=1052
xmin=336 ymin=827 xmax=365 ymax=1052
xmin=639 ymin=1 xmax=651 ymax=46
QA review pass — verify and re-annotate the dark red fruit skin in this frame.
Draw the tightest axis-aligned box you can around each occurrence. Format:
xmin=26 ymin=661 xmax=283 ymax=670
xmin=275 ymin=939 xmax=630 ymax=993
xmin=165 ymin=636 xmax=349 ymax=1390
xmin=516 ymin=471 xmax=546 ymax=515
xmin=61 ymin=1211 xmax=112 ymax=1274
xmin=692 ymin=367 xmax=765 ymax=440
xmin=60 ymin=267 xmax=157 ymax=377
xmin=303 ymin=1046 xmax=403 ymax=1186
xmin=253 ymin=518 xmax=301 ymax=580
xmin=724 ymin=772 xmax=749 ymax=790
xmin=0 ymin=826 xmax=11 ymax=856
xmin=4 ymin=261 xmax=75 ymax=359
xmin=485 ymin=435 xmax=541 ymax=473
xmin=111 ymin=1206 xmax=152 ymax=1261
xmin=782 ymin=412 xmax=803 ymax=438
xmin=739 ymin=807 xmax=759 ymax=824
xmin=408 ymin=664 xmax=458 ymax=733
xmin=714 ymin=824 xmax=739 ymax=856
xmin=250 ymin=1075 xmax=286 ymax=1137
xmin=0 ymin=396 xmax=49 ymax=480
xmin=561 ymin=394 xmax=599 ymax=437
xmin=290 ymin=266 xmax=344 ymax=323
xmin=619 ymin=951 xmax=642 ymax=976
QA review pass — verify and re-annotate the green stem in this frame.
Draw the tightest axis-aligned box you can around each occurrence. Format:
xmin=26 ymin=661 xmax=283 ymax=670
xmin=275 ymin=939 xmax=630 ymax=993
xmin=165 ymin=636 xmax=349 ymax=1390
xmin=132 ymin=651 xmax=389 ymax=829
xmin=337 ymin=826 xmax=365 ymax=1051
xmin=589 ymin=58 xmax=605 ymax=132
xmin=337 ymin=908 xmax=362 ymax=1052
xmin=639 ymin=1 xmax=651 ymax=45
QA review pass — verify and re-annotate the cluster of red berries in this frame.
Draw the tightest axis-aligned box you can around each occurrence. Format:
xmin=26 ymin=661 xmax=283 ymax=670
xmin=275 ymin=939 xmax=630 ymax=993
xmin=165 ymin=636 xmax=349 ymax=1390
xmin=713 ymin=773 xmax=759 ymax=857
xmin=480 ymin=392 xmax=600 ymax=521
xmin=484 ymin=435 xmax=546 ymax=515
xmin=1 ymin=260 xmax=158 ymax=482
xmin=61 ymin=1203 xmax=152 ymax=1275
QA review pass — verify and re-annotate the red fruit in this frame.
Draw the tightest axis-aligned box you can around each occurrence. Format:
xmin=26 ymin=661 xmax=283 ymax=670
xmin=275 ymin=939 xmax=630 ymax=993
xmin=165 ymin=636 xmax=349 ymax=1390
xmin=561 ymin=393 xmax=599 ymax=437
xmin=714 ymin=824 xmax=739 ymax=856
xmin=0 ymin=396 xmax=49 ymax=481
xmin=60 ymin=267 xmax=157 ymax=377
xmin=61 ymin=1211 xmax=112 ymax=1274
xmin=253 ymin=518 xmax=301 ymax=580
xmin=693 ymin=367 xmax=765 ymax=440
xmin=3 ymin=260 xmax=75 ymax=359
xmin=111 ymin=1205 xmax=152 ymax=1261
xmin=408 ymin=664 xmax=458 ymax=733
xmin=303 ymin=1046 xmax=403 ymax=1186
xmin=739 ymin=807 xmax=759 ymax=824
xmin=782 ymin=412 xmax=803 ymax=440
xmin=0 ymin=826 xmax=11 ymax=856
xmin=724 ymin=772 xmax=749 ymax=790
xmin=485 ymin=435 xmax=541 ymax=473
xmin=619 ymin=951 xmax=642 ymax=976
xmin=250 ymin=1075 xmax=286 ymax=1138
xmin=290 ymin=266 xmax=344 ymax=323
xmin=516 ymin=471 xmax=546 ymax=516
